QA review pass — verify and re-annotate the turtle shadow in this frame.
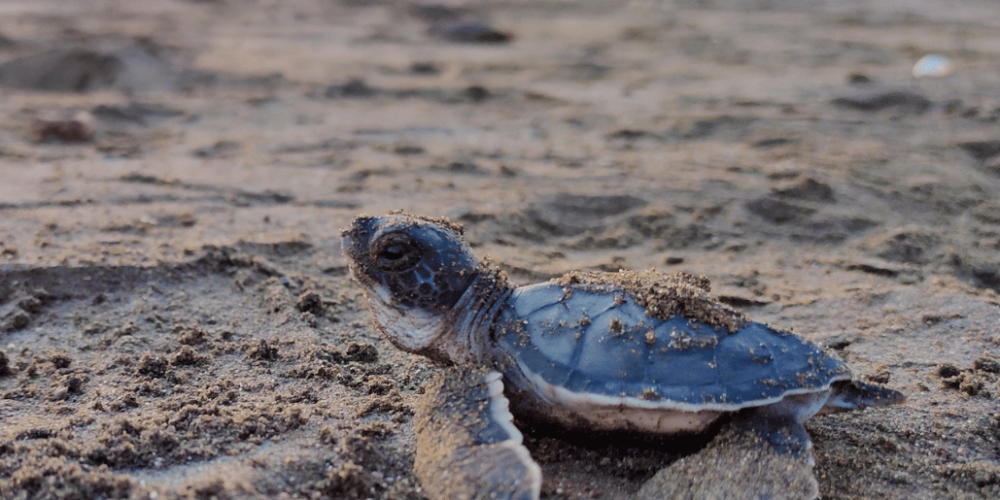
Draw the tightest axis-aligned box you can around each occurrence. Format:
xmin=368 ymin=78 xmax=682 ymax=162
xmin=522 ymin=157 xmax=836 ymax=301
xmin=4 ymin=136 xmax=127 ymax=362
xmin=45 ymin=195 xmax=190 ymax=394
xmin=517 ymin=414 xmax=727 ymax=483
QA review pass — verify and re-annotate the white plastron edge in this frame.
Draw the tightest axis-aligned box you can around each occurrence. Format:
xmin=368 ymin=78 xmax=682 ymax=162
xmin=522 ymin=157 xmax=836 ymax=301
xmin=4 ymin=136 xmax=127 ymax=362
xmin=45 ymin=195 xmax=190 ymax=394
xmin=520 ymin=360 xmax=850 ymax=432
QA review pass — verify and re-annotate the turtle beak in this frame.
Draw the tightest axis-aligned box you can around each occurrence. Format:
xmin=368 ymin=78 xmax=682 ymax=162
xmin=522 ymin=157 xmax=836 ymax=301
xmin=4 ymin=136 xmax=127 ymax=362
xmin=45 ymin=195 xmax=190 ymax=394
xmin=340 ymin=215 xmax=378 ymax=238
xmin=340 ymin=215 xmax=379 ymax=263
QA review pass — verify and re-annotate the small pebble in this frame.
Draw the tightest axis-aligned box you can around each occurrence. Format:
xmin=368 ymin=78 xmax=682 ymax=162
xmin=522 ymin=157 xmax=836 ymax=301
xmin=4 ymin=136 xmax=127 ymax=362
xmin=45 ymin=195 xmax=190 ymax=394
xmin=913 ymin=54 xmax=953 ymax=78
xmin=461 ymin=85 xmax=490 ymax=102
xmin=428 ymin=21 xmax=512 ymax=44
xmin=324 ymin=78 xmax=377 ymax=99
xmin=847 ymin=73 xmax=873 ymax=85
xmin=30 ymin=110 xmax=96 ymax=142
xmin=831 ymin=90 xmax=931 ymax=113
xmin=0 ymin=350 xmax=10 ymax=376
xmin=409 ymin=62 xmax=440 ymax=75
xmin=50 ymin=386 xmax=69 ymax=401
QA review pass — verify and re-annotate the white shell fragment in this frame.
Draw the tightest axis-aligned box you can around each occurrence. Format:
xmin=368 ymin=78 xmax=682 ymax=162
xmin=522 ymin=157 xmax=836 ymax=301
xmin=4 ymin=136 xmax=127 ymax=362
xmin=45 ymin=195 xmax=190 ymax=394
xmin=912 ymin=54 xmax=953 ymax=78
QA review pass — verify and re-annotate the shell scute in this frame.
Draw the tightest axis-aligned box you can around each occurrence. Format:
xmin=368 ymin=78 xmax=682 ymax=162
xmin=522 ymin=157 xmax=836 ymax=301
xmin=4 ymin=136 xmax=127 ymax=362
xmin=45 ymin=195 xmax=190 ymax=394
xmin=511 ymin=284 xmax=565 ymax=319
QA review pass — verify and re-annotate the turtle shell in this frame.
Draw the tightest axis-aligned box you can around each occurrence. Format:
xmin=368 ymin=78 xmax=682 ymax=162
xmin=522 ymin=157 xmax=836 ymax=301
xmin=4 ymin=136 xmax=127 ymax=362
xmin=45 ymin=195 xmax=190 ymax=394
xmin=493 ymin=282 xmax=851 ymax=413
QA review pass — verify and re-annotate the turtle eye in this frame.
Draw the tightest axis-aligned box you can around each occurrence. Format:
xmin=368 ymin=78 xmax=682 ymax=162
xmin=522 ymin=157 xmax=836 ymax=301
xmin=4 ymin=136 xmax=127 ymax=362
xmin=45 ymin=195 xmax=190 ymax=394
xmin=373 ymin=233 xmax=421 ymax=272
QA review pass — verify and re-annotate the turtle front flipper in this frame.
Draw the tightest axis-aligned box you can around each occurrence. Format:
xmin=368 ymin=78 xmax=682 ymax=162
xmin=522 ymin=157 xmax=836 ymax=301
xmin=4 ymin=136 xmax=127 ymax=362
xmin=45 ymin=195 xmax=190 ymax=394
xmin=414 ymin=366 xmax=542 ymax=500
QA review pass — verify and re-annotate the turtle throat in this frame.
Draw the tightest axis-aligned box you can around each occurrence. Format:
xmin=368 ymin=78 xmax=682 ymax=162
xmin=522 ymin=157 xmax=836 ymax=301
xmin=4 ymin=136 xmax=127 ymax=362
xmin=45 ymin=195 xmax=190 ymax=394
xmin=426 ymin=266 xmax=513 ymax=366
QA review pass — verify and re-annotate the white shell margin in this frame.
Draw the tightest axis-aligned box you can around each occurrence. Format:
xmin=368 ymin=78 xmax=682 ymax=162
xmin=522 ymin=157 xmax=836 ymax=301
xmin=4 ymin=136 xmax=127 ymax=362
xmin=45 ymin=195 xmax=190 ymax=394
xmin=520 ymin=361 xmax=847 ymax=433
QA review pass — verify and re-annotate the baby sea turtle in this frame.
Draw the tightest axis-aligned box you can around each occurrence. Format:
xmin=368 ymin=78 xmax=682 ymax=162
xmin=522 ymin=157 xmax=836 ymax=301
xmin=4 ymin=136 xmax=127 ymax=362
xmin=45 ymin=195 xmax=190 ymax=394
xmin=341 ymin=213 xmax=904 ymax=500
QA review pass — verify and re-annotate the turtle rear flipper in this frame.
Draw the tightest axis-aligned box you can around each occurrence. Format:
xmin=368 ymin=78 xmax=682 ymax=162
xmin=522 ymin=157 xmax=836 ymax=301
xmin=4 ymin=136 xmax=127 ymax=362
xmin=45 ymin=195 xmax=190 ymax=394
xmin=820 ymin=379 xmax=906 ymax=415
xmin=638 ymin=419 xmax=819 ymax=500
xmin=414 ymin=366 xmax=541 ymax=500
xmin=637 ymin=393 xmax=824 ymax=500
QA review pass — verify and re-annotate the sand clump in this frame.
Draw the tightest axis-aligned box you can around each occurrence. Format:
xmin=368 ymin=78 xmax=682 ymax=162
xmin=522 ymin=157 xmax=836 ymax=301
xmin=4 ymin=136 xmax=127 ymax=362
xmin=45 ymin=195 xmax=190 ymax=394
xmin=555 ymin=270 xmax=748 ymax=332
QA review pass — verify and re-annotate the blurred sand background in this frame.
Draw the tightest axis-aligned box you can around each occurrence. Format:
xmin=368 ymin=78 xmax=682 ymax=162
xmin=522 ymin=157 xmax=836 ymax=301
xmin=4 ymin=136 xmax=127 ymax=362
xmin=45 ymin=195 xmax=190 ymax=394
xmin=0 ymin=1 xmax=998 ymax=499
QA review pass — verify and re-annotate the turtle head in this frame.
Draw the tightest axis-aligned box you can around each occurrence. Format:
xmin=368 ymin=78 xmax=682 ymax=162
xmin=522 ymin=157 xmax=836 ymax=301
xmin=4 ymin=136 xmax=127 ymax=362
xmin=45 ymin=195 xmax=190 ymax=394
xmin=340 ymin=213 xmax=481 ymax=362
